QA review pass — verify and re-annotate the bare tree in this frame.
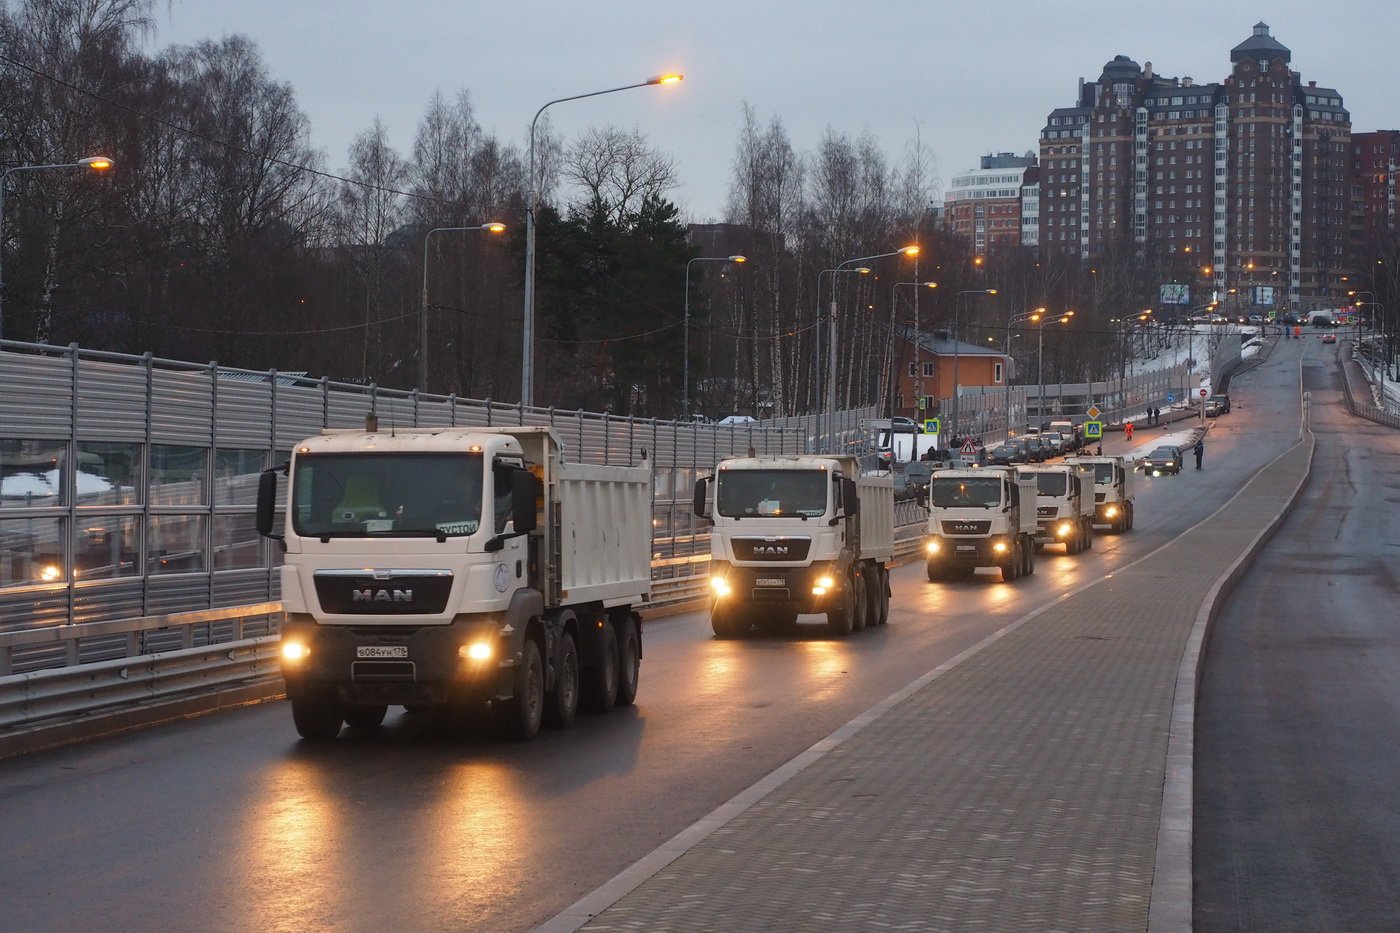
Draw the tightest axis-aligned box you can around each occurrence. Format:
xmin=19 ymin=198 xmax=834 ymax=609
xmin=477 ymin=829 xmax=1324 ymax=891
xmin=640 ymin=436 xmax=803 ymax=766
xmin=725 ymin=104 xmax=804 ymax=415
xmin=337 ymin=120 xmax=409 ymax=381
xmin=563 ymin=126 xmax=676 ymax=225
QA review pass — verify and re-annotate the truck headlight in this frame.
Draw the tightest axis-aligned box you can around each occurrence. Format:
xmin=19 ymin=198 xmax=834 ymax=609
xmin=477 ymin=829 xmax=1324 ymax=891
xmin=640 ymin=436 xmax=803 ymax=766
xmin=925 ymin=540 xmax=940 ymax=555
xmin=281 ymin=640 xmax=310 ymax=663
xmin=459 ymin=641 xmax=493 ymax=662
xmin=710 ymin=576 xmax=733 ymax=598
xmin=1056 ymin=522 xmax=1072 ymax=538
xmin=1105 ymin=506 xmax=1119 ymax=518
xmin=992 ymin=539 xmax=1008 ymax=554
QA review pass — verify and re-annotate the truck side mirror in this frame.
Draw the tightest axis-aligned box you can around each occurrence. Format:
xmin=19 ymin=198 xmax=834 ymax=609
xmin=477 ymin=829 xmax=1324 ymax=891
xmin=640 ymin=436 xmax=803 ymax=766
xmin=512 ymin=469 xmax=539 ymax=535
xmin=841 ymin=478 xmax=859 ymax=517
xmin=693 ymin=477 xmax=710 ymax=520
xmin=255 ymin=466 xmax=285 ymax=540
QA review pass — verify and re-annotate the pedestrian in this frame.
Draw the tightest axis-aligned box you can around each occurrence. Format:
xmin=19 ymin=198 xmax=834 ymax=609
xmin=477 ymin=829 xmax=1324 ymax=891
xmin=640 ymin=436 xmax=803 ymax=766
xmin=1193 ymin=437 xmax=1204 ymax=470
xmin=1124 ymin=421 xmax=1134 ymax=442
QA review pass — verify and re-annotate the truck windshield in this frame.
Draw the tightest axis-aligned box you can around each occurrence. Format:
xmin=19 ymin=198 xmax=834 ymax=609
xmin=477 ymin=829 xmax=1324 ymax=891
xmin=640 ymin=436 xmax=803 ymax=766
xmin=1034 ymin=472 xmax=1068 ymax=497
xmin=930 ymin=477 xmax=1003 ymax=509
xmin=716 ymin=469 xmax=828 ymax=518
xmin=1090 ymin=462 xmax=1114 ymax=484
xmin=292 ymin=453 xmax=484 ymax=537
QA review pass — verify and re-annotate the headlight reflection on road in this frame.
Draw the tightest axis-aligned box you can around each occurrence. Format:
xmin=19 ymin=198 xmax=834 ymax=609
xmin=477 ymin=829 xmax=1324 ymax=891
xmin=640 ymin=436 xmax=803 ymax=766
xmin=243 ymin=759 xmax=341 ymax=929
xmin=797 ymin=640 xmax=850 ymax=701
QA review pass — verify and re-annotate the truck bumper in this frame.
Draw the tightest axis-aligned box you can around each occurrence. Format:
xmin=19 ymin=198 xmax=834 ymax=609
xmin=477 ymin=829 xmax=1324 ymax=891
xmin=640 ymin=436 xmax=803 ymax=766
xmin=1034 ymin=518 xmax=1078 ymax=544
xmin=279 ymin=614 xmax=515 ymax=707
xmin=708 ymin=562 xmax=846 ymax=615
xmin=1094 ymin=503 xmax=1123 ymax=525
xmin=924 ymin=535 xmax=1013 ymax=567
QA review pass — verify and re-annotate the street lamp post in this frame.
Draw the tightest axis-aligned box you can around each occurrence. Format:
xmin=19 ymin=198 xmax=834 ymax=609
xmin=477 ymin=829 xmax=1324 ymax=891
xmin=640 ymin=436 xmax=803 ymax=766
xmin=951 ymin=288 xmax=997 ymax=444
xmin=822 ymin=247 xmax=919 ymax=451
xmin=0 ymin=155 xmax=113 ymax=340
xmin=420 ymin=222 xmax=506 ymax=392
xmin=816 ymin=264 xmax=872 ymax=448
xmin=1007 ymin=307 xmax=1045 ymax=430
xmin=521 ymin=73 xmax=682 ymax=408
xmin=892 ymin=280 xmax=938 ymax=420
xmin=684 ymin=254 xmax=745 ymax=419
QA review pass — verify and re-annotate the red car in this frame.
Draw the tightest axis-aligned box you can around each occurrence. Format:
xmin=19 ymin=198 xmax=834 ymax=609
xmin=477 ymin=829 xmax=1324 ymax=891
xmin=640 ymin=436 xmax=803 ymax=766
xmin=1321 ymin=333 xmax=1337 ymax=344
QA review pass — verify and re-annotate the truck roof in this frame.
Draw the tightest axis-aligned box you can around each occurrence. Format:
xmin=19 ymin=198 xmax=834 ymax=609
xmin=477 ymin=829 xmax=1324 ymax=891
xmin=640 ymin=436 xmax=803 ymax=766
xmin=296 ymin=425 xmax=555 ymax=456
xmin=717 ymin=455 xmax=854 ymax=472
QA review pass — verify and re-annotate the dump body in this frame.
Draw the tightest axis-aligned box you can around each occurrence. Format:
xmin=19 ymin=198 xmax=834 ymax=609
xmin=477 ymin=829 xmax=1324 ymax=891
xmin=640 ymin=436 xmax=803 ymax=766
xmin=1065 ymin=454 xmax=1136 ymax=532
xmin=258 ymin=425 xmax=651 ymax=736
xmin=697 ymin=455 xmax=894 ymax=635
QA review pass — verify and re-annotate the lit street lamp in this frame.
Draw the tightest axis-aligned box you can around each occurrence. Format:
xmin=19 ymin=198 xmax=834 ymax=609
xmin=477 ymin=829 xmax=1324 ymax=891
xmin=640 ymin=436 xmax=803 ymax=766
xmin=950 ymin=288 xmax=997 ymax=443
xmin=420 ymin=222 xmax=506 ymax=392
xmin=891 ymin=280 xmax=938 ymax=421
xmin=521 ymin=73 xmax=682 ymax=408
xmin=822 ymin=246 xmax=919 ymax=450
xmin=0 ymin=155 xmax=113 ymax=340
xmin=684 ymin=254 xmax=745 ymax=419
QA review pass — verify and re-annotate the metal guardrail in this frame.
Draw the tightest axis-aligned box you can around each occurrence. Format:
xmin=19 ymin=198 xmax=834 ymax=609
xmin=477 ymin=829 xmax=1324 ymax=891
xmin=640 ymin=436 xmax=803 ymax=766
xmin=1340 ymin=342 xmax=1400 ymax=430
xmin=1 ymin=521 xmax=934 ymax=736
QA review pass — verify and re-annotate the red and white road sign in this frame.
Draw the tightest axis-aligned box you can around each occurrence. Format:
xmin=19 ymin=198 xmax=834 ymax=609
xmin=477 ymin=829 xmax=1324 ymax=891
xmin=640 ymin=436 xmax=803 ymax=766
xmin=1199 ymin=388 xmax=1209 ymax=398
xmin=960 ymin=439 xmax=977 ymax=455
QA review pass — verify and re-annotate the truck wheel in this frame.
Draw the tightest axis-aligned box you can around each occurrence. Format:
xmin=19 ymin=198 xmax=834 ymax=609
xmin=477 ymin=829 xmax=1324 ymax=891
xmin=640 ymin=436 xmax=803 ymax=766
xmin=1127 ymin=503 xmax=1135 ymax=531
xmin=826 ymin=583 xmax=854 ymax=637
xmin=615 ymin=615 xmax=641 ymax=707
xmin=850 ymin=573 xmax=868 ymax=632
xmin=291 ymin=693 xmax=344 ymax=740
xmin=1024 ymin=537 xmax=1036 ymax=576
xmin=875 ymin=568 xmax=891 ymax=625
xmin=343 ymin=704 xmax=387 ymax=730
xmin=499 ymin=639 xmax=545 ymax=739
xmin=926 ymin=559 xmax=945 ymax=583
xmin=711 ymin=603 xmax=747 ymax=638
xmin=862 ymin=567 xmax=880 ymax=627
xmin=583 ymin=621 xmax=619 ymax=713
xmin=544 ymin=631 xmax=579 ymax=729
xmin=1001 ymin=541 xmax=1021 ymax=581
xmin=1084 ymin=521 xmax=1094 ymax=549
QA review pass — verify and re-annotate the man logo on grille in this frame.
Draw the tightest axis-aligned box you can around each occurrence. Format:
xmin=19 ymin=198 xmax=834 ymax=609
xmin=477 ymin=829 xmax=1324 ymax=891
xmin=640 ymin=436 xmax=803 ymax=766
xmin=353 ymin=588 xmax=414 ymax=602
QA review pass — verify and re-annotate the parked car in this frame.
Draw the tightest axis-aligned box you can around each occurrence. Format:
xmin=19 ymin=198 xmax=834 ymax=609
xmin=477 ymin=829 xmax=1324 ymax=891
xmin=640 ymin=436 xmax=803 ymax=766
xmin=1322 ymin=332 xmax=1337 ymax=344
xmin=902 ymin=461 xmax=936 ymax=503
xmin=1019 ymin=435 xmax=1051 ymax=462
xmin=1205 ymin=399 xmax=1222 ymax=417
xmin=1141 ymin=445 xmax=1183 ymax=475
xmin=1208 ymin=393 xmax=1231 ymax=414
xmin=988 ymin=440 xmax=1029 ymax=465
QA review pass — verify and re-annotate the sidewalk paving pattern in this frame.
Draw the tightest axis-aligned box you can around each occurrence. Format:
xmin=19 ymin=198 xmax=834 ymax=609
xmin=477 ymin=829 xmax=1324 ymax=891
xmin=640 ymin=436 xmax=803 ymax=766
xmin=545 ymin=434 xmax=1315 ymax=932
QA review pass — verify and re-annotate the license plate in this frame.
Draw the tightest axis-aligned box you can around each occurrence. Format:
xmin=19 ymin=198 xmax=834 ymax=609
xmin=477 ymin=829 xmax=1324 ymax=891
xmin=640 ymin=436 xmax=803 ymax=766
xmin=357 ymin=645 xmax=407 ymax=659
xmin=755 ymin=578 xmax=785 ymax=587
xmin=956 ymin=544 xmax=976 ymax=552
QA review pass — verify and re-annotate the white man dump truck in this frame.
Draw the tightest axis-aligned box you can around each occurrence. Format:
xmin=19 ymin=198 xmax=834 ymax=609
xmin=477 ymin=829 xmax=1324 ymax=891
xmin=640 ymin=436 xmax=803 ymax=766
xmin=923 ymin=465 xmax=1038 ymax=582
xmin=1017 ymin=462 xmax=1095 ymax=554
xmin=693 ymin=455 xmax=893 ymax=638
xmin=255 ymin=422 xmax=651 ymax=741
xmin=1065 ymin=454 xmax=1136 ymax=533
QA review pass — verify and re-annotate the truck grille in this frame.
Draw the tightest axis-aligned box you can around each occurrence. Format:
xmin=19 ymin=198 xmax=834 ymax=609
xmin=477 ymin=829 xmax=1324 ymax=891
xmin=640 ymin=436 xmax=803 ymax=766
xmin=352 ymin=660 xmax=417 ymax=681
xmin=1095 ymin=492 xmax=1107 ymax=502
xmin=941 ymin=520 xmax=990 ymax=535
xmin=731 ymin=537 xmax=811 ymax=562
xmin=314 ymin=569 xmax=453 ymax=615
xmin=1037 ymin=506 xmax=1058 ymax=518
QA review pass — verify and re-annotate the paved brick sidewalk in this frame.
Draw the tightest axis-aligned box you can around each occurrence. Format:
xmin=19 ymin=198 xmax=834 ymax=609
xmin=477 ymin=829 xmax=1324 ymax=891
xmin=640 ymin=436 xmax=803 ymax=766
xmin=543 ymin=438 xmax=1314 ymax=933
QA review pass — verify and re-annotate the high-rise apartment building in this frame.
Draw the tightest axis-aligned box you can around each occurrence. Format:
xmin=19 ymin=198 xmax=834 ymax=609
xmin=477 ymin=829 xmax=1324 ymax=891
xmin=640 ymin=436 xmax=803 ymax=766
xmin=1352 ymin=131 xmax=1400 ymax=250
xmin=1039 ymin=22 xmax=1353 ymax=307
xmin=944 ymin=152 xmax=1039 ymax=258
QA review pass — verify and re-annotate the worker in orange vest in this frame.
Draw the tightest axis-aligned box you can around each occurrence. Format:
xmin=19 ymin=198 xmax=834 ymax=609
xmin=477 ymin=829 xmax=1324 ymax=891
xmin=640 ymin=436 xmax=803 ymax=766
xmin=1124 ymin=421 xmax=1134 ymax=442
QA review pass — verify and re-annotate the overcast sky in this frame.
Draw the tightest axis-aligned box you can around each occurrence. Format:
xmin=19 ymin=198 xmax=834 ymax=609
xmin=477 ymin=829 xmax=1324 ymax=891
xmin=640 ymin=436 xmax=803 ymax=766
xmin=150 ymin=0 xmax=1400 ymax=223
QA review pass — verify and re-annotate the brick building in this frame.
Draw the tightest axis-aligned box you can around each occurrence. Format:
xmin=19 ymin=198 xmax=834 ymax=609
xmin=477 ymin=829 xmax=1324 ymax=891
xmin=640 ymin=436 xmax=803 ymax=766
xmin=1352 ymin=131 xmax=1400 ymax=251
xmin=944 ymin=153 xmax=1039 ymax=258
xmin=1039 ymin=22 xmax=1355 ymax=308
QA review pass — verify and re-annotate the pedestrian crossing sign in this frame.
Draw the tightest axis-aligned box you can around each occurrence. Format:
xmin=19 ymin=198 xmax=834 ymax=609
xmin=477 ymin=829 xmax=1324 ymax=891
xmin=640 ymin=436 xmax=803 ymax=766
xmin=1084 ymin=421 xmax=1103 ymax=439
xmin=923 ymin=418 xmax=941 ymax=435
